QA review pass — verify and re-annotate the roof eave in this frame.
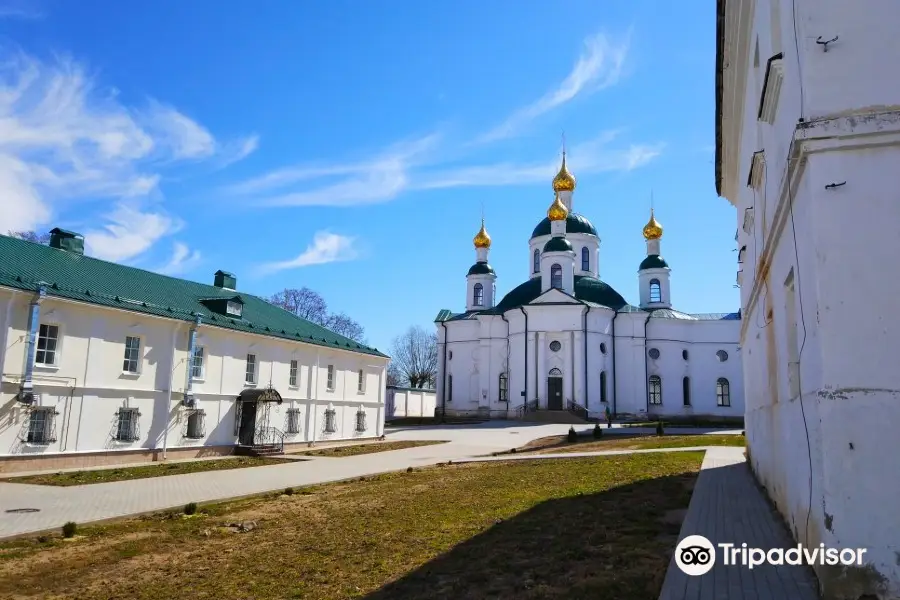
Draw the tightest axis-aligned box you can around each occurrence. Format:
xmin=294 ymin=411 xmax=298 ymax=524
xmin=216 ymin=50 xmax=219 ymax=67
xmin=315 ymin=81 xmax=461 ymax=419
xmin=714 ymin=0 xmax=726 ymax=197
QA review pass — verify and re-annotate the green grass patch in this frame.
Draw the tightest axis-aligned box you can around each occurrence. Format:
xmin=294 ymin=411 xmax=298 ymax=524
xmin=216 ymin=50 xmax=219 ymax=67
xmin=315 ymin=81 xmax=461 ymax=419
xmin=514 ymin=433 xmax=745 ymax=455
xmin=291 ymin=439 xmax=446 ymax=457
xmin=2 ymin=456 xmax=287 ymax=487
xmin=0 ymin=452 xmax=703 ymax=600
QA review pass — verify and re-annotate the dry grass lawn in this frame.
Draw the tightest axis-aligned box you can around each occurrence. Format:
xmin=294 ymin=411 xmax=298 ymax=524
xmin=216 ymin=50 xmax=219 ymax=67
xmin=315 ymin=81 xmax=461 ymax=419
xmin=290 ymin=439 xmax=446 ymax=457
xmin=0 ymin=452 xmax=703 ymax=600
xmin=513 ymin=433 xmax=745 ymax=455
xmin=1 ymin=456 xmax=288 ymax=486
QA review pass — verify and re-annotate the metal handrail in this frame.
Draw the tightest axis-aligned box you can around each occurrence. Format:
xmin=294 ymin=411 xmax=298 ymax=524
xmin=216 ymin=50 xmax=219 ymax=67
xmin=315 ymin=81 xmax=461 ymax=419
xmin=254 ymin=426 xmax=285 ymax=453
xmin=567 ymin=400 xmax=589 ymax=422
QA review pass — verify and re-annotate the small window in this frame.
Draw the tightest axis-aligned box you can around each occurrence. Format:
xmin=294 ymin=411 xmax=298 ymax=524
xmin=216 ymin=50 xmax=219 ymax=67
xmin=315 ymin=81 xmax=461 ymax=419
xmin=26 ymin=407 xmax=58 ymax=445
xmin=448 ymin=351 xmax=453 ymax=360
xmin=245 ymin=353 xmax=257 ymax=384
xmin=549 ymin=367 xmax=562 ymax=377
xmin=716 ymin=378 xmax=731 ymax=406
xmin=600 ymin=371 xmax=608 ymax=403
xmin=191 ymin=346 xmax=205 ymax=379
xmin=473 ymin=283 xmax=484 ymax=306
xmin=550 ymin=263 xmax=563 ymax=289
xmin=600 ymin=342 xmax=607 ymax=354
xmin=35 ymin=323 xmax=59 ymax=366
xmin=533 ymin=248 xmax=540 ymax=273
xmin=682 ymin=377 xmax=691 ymax=406
xmin=716 ymin=350 xmax=729 ymax=362
xmin=682 ymin=349 xmax=689 ymax=361
xmin=115 ymin=407 xmax=141 ymax=442
xmin=648 ymin=375 xmax=662 ymax=405
xmin=123 ymin=336 xmax=141 ymax=373
xmin=186 ymin=410 xmax=206 ymax=439
xmin=649 ymin=279 xmax=662 ymax=303
xmin=286 ymin=408 xmax=301 ymax=434
xmin=324 ymin=408 xmax=337 ymax=433
xmin=357 ymin=369 xmax=365 ymax=393
xmin=326 ymin=365 xmax=335 ymax=391
xmin=447 ymin=374 xmax=453 ymax=403
xmin=549 ymin=340 xmax=561 ymax=352
xmin=356 ymin=409 xmax=367 ymax=432
xmin=226 ymin=300 xmax=243 ymax=317
xmin=499 ymin=373 xmax=508 ymax=402
xmin=648 ymin=348 xmax=660 ymax=360
xmin=289 ymin=359 xmax=298 ymax=387
xmin=581 ymin=246 xmax=590 ymax=271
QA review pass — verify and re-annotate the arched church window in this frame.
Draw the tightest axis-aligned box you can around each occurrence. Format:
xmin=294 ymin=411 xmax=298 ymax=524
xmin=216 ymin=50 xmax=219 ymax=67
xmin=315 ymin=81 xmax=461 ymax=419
xmin=649 ymin=279 xmax=662 ymax=303
xmin=648 ymin=375 xmax=662 ymax=405
xmin=600 ymin=342 xmax=607 ymax=354
xmin=683 ymin=376 xmax=691 ymax=406
xmin=716 ymin=349 xmax=729 ymax=362
xmin=551 ymin=264 xmax=562 ymax=289
xmin=533 ymin=249 xmax=540 ymax=273
xmin=498 ymin=373 xmax=508 ymax=402
xmin=473 ymin=283 xmax=484 ymax=306
xmin=716 ymin=378 xmax=731 ymax=406
xmin=600 ymin=371 xmax=608 ymax=403
xmin=581 ymin=246 xmax=590 ymax=272
xmin=549 ymin=368 xmax=562 ymax=377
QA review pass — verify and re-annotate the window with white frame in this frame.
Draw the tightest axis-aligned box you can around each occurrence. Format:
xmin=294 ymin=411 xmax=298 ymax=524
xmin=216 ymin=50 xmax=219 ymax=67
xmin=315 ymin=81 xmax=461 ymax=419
xmin=123 ymin=336 xmax=141 ymax=373
xmin=326 ymin=365 xmax=335 ymax=391
xmin=357 ymin=369 xmax=365 ymax=393
xmin=550 ymin=264 xmax=562 ymax=289
xmin=286 ymin=408 xmax=301 ymax=434
xmin=473 ymin=283 xmax=484 ymax=306
xmin=35 ymin=323 xmax=59 ymax=366
xmin=186 ymin=410 xmax=206 ymax=439
xmin=289 ymin=359 xmax=298 ymax=387
xmin=115 ymin=407 xmax=141 ymax=442
xmin=649 ymin=279 xmax=662 ymax=303
xmin=245 ymin=353 xmax=256 ymax=384
xmin=356 ymin=409 xmax=367 ymax=432
xmin=191 ymin=346 xmax=205 ymax=379
xmin=581 ymin=246 xmax=590 ymax=272
xmin=324 ymin=408 xmax=337 ymax=433
xmin=648 ymin=375 xmax=662 ymax=405
xmin=716 ymin=378 xmax=731 ymax=407
xmin=26 ymin=407 xmax=58 ymax=445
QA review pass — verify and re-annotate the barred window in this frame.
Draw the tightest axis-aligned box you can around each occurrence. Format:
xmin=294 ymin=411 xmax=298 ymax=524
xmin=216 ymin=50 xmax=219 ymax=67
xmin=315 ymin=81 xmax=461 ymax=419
xmin=286 ymin=408 xmax=301 ymax=434
xmin=123 ymin=336 xmax=141 ymax=373
xmin=355 ymin=409 xmax=367 ymax=432
xmin=648 ymin=375 xmax=662 ymax=405
xmin=186 ymin=410 xmax=206 ymax=439
xmin=36 ymin=324 xmax=59 ymax=366
xmin=498 ymin=373 xmax=508 ymax=402
xmin=26 ymin=407 xmax=58 ymax=445
xmin=289 ymin=360 xmax=298 ymax=387
xmin=115 ymin=407 xmax=141 ymax=442
xmin=324 ymin=408 xmax=337 ymax=433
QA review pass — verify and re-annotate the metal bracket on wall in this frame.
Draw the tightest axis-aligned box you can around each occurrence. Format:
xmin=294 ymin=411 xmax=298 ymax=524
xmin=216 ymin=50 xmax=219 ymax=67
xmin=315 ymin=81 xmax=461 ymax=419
xmin=816 ymin=35 xmax=838 ymax=52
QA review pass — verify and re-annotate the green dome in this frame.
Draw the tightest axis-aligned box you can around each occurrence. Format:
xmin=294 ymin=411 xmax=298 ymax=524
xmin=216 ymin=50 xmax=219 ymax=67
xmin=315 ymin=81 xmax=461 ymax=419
xmin=467 ymin=262 xmax=495 ymax=276
xmin=494 ymin=275 xmax=627 ymax=313
xmin=543 ymin=237 xmax=573 ymax=252
xmin=639 ymin=255 xmax=669 ymax=270
xmin=531 ymin=213 xmax=598 ymax=239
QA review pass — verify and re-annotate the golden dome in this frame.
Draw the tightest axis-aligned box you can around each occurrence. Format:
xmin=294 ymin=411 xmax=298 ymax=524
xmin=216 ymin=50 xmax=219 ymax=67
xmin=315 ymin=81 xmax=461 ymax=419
xmin=552 ymin=152 xmax=576 ymax=192
xmin=642 ymin=209 xmax=663 ymax=240
xmin=473 ymin=219 xmax=491 ymax=248
xmin=547 ymin=193 xmax=569 ymax=221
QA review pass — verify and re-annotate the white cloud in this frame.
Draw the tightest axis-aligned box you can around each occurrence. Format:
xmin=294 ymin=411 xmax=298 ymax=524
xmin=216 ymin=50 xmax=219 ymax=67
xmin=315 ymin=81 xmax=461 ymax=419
xmin=0 ymin=51 xmax=257 ymax=255
xmin=0 ymin=1 xmax=44 ymax=19
xmin=157 ymin=241 xmax=202 ymax=276
xmin=258 ymin=231 xmax=358 ymax=274
xmin=475 ymin=31 xmax=631 ymax=144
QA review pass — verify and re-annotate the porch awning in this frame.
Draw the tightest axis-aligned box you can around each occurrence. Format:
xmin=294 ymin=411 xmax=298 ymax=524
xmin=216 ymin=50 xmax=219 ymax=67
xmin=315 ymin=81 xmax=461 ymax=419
xmin=237 ymin=387 xmax=283 ymax=404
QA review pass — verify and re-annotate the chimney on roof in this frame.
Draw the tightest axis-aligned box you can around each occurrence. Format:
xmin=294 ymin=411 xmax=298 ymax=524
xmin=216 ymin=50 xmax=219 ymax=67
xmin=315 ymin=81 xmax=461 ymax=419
xmin=49 ymin=228 xmax=84 ymax=255
xmin=214 ymin=270 xmax=236 ymax=290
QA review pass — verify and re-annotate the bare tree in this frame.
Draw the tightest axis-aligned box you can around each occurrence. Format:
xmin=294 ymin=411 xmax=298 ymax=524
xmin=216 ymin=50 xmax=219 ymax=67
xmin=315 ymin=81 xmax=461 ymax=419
xmin=386 ymin=362 xmax=402 ymax=387
xmin=389 ymin=325 xmax=437 ymax=389
xmin=8 ymin=230 xmax=50 ymax=244
xmin=269 ymin=287 xmax=366 ymax=343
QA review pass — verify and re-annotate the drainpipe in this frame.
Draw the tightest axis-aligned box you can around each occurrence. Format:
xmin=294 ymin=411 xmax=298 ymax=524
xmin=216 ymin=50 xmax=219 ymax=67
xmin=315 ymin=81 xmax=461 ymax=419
xmin=18 ymin=284 xmax=47 ymax=404
xmin=182 ymin=314 xmax=202 ymax=407
xmin=610 ymin=309 xmax=619 ymax=416
xmin=643 ymin=312 xmax=653 ymax=415
xmin=439 ymin=321 xmax=448 ymax=422
xmin=518 ymin=307 xmax=529 ymax=409
xmin=582 ymin=305 xmax=590 ymax=411
xmin=500 ymin=312 xmax=510 ymax=412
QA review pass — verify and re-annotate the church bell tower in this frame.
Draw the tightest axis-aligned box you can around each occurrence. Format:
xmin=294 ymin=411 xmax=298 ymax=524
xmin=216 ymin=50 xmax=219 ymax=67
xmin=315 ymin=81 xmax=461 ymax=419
xmin=638 ymin=209 xmax=672 ymax=309
xmin=466 ymin=218 xmax=497 ymax=311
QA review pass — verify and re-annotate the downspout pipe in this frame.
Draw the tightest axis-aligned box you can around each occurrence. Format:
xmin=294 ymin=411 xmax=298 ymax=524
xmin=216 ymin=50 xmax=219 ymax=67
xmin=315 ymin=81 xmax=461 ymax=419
xmin=18 ymin=284 xmax=47 ymax=404
xmin=610 ymin=309 xmax=619 ymax=416
xmin=582 ymin=305 xmax=590 ymax=411
xmin=182 ymin=314 xmax=202 ymax=407
xmin=643 ymin=312 xmax=653 ymax=415
xmin=500 ymin=312 xmax=511 ymax=411
xmin=518 ymin=307 xmax=529 ymax=410
xmin=439 ymin=321 xmax=448 ymax=422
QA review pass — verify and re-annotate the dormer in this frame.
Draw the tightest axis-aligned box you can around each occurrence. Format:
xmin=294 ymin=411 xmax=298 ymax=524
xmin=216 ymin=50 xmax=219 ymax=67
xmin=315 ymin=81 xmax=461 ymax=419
xmin=199 ymin=295 xmax=244 ymax=318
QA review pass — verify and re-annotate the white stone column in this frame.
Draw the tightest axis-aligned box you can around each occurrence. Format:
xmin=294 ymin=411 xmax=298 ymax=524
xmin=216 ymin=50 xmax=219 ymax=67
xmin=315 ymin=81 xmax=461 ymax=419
xmin=537 ymin=332 xmax=546 ymax=408
xmin=573 ymin=330 xmax=583 ymax=407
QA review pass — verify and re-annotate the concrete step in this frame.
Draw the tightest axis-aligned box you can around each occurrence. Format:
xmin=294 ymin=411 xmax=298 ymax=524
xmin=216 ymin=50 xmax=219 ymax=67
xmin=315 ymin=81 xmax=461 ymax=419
xmin=520 ymin=410 xmax=589 ymax=424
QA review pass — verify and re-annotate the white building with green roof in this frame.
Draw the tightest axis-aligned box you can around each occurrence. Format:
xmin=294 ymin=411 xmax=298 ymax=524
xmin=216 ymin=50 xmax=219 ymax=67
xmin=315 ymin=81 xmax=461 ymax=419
xmin=435 ymin=155 xmax=744 ymax=422
xmin=0 ymin=229 xmax=389 ymax=472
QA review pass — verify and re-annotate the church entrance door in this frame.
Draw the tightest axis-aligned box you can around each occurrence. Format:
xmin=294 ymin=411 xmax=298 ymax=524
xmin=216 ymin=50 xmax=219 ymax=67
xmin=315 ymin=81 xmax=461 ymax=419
xmin=547 ymin=376 xmax=563 ymax=410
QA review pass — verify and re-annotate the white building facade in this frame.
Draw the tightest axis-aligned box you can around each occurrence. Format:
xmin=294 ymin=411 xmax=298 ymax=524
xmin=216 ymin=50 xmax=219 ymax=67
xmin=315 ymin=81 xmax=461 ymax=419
xmin=435 ymin=157 xmax=744 ymax=423
xmin=0 ymin=229 xmax=389 ymax=473
xmin=717 ymin=0 xmax=900 ymax=597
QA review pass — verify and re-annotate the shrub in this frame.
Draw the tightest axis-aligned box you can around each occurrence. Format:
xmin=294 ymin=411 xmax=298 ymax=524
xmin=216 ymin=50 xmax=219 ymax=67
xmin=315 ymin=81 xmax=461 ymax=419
xmin=184 ymin=502 xmax=198 ymax=515
xmin=567 ymin=427 xmax=578 ymax=443
xmin=593 ymin=423 xmax=603 ymax=439
xmin=656 ymin=421 xmax=665 ymax=436
xmin=284 ymin=487 xmax=294 ymax=496
xmin=62 ymin=521 xmax=77 ymax=538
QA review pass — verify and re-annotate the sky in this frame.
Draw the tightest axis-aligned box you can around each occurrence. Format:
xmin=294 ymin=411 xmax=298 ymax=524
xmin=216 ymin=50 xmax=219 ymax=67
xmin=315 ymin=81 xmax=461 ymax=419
xmin=0 ymin=0 xmax=738 ymax=355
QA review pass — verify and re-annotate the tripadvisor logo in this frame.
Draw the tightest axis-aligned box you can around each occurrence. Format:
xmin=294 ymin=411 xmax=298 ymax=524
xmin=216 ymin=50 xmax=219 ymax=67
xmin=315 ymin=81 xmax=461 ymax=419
xmin=675 ymin=535 xmax=869 ymax=576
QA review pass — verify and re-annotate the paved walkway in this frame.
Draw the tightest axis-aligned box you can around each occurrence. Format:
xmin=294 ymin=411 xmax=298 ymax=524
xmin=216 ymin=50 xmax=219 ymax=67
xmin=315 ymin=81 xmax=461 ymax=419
xmin=658 ymin=446 xmax=820 ymax=600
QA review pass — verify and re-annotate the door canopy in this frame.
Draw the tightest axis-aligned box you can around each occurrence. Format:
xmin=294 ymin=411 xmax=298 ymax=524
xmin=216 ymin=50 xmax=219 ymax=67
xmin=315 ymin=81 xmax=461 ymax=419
xmin=237 ymin=387 xmax=283 ymax=404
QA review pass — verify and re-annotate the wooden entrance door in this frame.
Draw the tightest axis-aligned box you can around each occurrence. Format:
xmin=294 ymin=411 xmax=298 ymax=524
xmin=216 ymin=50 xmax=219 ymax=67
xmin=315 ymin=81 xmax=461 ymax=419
xmin=238 ymin=401 xmax=257 ymax=445
xmin=547 ymin=376 xmax=563 ymax=410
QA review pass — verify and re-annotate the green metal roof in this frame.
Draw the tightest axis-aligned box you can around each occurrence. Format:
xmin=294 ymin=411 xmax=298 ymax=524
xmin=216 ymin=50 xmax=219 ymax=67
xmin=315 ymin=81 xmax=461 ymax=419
xmin=0 ymin=234 xmax=387 ymax=358
xmin=543 ymin=237 xmax=573 ymax=252
xmin=467 ymin=262 xmax=495 ymax=276
xmin=639 ymin=254 xmax=669 ymax=270
xmin=531 ymin=213 xmax=598 ymax=239
xmin=493 ymin=275 xmax=627 ymax=313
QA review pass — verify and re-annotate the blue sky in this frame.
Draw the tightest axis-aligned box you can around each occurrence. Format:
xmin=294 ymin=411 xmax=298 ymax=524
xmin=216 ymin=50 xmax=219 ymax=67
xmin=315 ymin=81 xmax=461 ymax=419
xmin=0 ymin=0 xmax=737 ymax=354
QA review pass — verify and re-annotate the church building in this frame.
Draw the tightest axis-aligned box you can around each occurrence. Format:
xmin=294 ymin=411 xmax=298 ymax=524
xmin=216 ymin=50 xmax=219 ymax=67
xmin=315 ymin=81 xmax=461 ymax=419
xmin=434 ymin=155 xmax=744 ymax=421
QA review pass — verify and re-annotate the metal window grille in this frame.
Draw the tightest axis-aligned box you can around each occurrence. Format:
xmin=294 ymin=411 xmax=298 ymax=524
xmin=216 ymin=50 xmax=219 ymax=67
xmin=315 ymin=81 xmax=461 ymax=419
xmin=123 ymin=336 xmax=141 ymax=373
xmin=36 ymin=324 xmax=59 ymax=365
xmin=498 ymin=373 xmax=508 ymax=402
xmin=115 ymin=408 xmax=141 ymax=441
xmin=286 ymin=408 xmax=301 ymax=434
xmin=186 ymin=410 xmax=206 ymax=439
xmin=324 ymin=409 xmax=337 ymax=433
xmin=355 ymin=410 xmax=367 ymax=432
xmin=648 ymin=375 xmax=662 ymax=405
xmin=26 ymin=407 xmax=58 ymax=444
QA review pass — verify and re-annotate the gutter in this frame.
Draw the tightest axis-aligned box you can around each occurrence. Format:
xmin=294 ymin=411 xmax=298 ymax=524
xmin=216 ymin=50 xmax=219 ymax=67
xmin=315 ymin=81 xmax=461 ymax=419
xmin=182 ymin=314 xmax=202 ymax=407
xmin=18 ymin=284 xmax=47 ymax=404
xmin=714 ymin=0 xmax=726 ymax=196
xmin=582 ymin=305 xmax=590 ymax=410
xmin=440 ymin=321 xmax=448 ymax=422
xmin=518 ymin=306 xmax=529 ymax=409
xmin=611 ymin=309 xmax=619 ymax=415
xmin=500 ymin=311 xmax=511 ymax=407
xmin=644 ymin=312 xmax=653 ymax=414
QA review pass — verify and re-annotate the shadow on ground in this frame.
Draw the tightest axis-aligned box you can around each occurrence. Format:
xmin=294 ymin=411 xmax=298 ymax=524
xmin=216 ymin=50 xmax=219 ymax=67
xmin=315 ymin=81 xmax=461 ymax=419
xmin=364 ymin=472 xmax=696 ymax=600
